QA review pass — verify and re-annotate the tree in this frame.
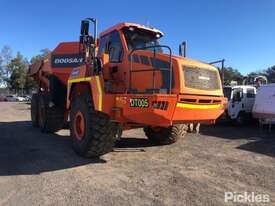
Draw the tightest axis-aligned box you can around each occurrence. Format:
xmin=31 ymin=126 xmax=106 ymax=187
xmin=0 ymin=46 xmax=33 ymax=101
xmin=247 ymin=65 xmax=275 ymax=83
xmin=6 ymin=52 xmax=29 ymax=94
xmin=0 ymin=45 xmax=12 ymax=87
xmin=0 ymin=55 xmax=3 ymax=85
xmin=223 ymin=67 xmax=243 ymax=85
xmin=26 ymin=48 xmax=51 ymax=93
xmin=24 ymin=74 xmax=37 ymax=94
xmin=265 ymin=65 xmax=275 ymax=83
xmin=31 ymin=48 xmax=51 ymax=64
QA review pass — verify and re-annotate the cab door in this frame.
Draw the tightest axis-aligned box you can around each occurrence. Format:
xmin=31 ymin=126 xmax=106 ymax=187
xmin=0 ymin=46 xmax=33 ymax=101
xmin=244 ymin=88 xmax=256 ymax=112
xmin=228 ymin=88 xmax=243 ymax=119
xmin=98 ymin=31 xmax=126 ymax=93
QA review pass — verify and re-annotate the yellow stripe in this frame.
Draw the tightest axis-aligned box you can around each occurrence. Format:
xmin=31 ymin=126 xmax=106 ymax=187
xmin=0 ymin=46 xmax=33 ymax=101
xmin=95 ymin=76 xmax=103 ymax=111
xmin=176 ymin=103 xmax=221 ymax=109
xmin=68 ymin=77 xmax=92 ymax=84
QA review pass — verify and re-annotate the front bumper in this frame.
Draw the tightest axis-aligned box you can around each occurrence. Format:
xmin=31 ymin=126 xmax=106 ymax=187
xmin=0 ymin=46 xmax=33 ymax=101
xmin=117 ymin=94 xmax=227 ymax=127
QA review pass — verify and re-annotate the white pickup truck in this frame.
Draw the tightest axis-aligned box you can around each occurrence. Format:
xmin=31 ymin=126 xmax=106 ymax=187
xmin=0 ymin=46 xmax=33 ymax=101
xmin=223 ymin=85 xmax=257 ymax=124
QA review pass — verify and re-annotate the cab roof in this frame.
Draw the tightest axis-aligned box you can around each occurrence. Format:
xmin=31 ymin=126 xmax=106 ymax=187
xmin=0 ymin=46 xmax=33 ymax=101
xmin=99 ymin=22 xmax=164 ymax=37
xmin=224 ymin=85 xmax=256 ymax=89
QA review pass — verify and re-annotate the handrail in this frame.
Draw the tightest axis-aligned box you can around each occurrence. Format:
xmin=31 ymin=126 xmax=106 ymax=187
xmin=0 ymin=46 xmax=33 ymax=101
xmin=128 ymin=45 xmax=173 ymax=94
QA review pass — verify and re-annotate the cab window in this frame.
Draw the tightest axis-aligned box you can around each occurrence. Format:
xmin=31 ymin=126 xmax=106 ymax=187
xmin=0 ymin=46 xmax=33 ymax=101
xmin=98 ymin=31 xmax=124 ymax=63
xmin=99 ymin=35 xmax=108 ymax=55
xmin=123 ymin=27 xmax=162 ymax=52
xmin=232 ymin=89 xmax=243 ymax=102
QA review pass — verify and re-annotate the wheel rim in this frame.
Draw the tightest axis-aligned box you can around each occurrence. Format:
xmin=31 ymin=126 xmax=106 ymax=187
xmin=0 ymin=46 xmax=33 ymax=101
xmin=74 ymin=111 xmax=85 ymax=140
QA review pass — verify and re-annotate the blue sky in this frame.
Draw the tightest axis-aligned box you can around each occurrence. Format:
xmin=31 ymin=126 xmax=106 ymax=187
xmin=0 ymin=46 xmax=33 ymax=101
xmin=0 ymin=0 xmax=274 ymax=74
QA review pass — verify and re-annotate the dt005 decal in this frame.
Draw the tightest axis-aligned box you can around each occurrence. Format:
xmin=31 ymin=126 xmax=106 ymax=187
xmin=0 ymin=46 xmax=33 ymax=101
xmin=130 ymin=98 xmax=149 ymax=108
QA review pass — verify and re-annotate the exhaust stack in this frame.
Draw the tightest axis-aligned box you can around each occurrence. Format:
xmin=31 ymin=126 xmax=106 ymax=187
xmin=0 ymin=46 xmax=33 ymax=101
xmin=179 ymin=41 xmax=187 ymax=57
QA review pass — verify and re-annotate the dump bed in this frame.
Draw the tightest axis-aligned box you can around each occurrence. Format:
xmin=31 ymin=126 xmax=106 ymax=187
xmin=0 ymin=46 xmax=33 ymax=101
xmin=29 ymin=42 xmax=84 ymax=86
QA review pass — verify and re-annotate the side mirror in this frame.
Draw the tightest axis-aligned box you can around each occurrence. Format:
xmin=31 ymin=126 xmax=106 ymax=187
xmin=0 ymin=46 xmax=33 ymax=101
xmin=80 ymin=20 xmax=89 ymax=36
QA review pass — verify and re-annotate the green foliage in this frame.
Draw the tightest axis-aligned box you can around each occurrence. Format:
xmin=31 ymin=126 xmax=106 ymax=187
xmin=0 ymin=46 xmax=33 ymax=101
xmin=31 ymin=48 xmax=51 ymax=64
xmin=0 ymin=47 xmax=50 ymax=93
xmin=265 ymin=65 xmax=275 ymax=83
xmin=223 ymin=67 xmax=243 ymax=85
xmin=247 ymin=66 xmax=275 ymax=83
xmin=6 ymin=52 xmax=29 ymax=93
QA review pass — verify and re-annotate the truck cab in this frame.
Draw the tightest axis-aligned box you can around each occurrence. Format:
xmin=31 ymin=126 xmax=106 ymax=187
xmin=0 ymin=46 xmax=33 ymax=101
xmin=224 ymin=85 xmax=256 ymax=124
xmin=92 ymin=22 xmax=226 ymax=126
xmin=98 ymin=23 xmax=223 ymax=97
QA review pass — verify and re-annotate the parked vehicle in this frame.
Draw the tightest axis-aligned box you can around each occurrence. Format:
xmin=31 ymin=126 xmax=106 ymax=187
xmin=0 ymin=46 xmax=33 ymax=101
xmin=223 ymin=85 xmax=256 ymax=124
xmin=22 ymin=95 xmax=31 ymax=101
xmin=4 ymin=95 xmax=18 ymax=102
xmin=243 ymin=75 xmax=268 ymax=87
xmin=29 ymin=18 xmax=227 ymax=158
xmin=252 ymin=84 xmax=275 ymax=130
xmin=0 ymin=95 xmax=6 ymax=101
xmin=16 ymin=96 xmax=26 ymax=102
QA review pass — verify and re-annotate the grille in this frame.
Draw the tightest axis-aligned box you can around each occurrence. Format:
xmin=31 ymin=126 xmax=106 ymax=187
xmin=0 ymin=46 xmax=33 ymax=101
xmin=183 ymin=66 xmax=220 ymax=90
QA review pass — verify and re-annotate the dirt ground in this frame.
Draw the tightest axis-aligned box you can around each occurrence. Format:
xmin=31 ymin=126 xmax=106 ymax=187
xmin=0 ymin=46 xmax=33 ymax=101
xmin=0 ymin=102 xmax=274 ymax=206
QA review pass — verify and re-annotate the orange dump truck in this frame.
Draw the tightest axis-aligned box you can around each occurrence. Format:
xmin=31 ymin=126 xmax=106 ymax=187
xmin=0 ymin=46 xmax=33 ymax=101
xmin=29 ymin=18 xmax=227 ymax=157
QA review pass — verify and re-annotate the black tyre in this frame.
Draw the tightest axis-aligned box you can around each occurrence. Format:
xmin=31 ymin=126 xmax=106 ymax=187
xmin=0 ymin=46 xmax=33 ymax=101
xmin=31 ymin=93 xmax=39 ymax=127
xmin=144 ymin=124 xmax=188 ymax=145
xmin=235 ymin=113 xmax=245 ymax=126
xmin=70 ymin=92 xmax=115 ymax=158
xmin=38 ymin=93 xmax=65 ymax=133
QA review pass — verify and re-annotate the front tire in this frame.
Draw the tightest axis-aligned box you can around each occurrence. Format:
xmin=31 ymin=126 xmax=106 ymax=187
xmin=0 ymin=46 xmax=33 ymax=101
xmin=235 ymin=113 xmax=245 ymax=125
xmin=70 ymin=92 xmax=115 ymax=158
xmin=144 ymin=124 xmax=188 ymax=145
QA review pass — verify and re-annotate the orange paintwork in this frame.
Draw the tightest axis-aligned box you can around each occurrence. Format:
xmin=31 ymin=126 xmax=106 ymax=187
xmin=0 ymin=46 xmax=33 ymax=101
xmin=31 ymin=22 xmax=227 ymax=129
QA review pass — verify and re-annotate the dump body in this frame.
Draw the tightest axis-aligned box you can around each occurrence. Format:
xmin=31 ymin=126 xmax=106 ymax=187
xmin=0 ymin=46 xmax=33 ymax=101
xmin=29 ymin=42 xmax=84 ymax=89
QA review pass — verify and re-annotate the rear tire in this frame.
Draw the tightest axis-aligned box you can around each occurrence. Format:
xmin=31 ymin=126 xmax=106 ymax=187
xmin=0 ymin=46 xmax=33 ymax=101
xmin=144 ymin=124 xmax=188 ymax=145
xmin=70 ymin=92 xmax=115 ymax=158
xmin=38 ymin=93 xmax=65 ymax=133
xmin=31 ymin=93 xmax=39 ymax=127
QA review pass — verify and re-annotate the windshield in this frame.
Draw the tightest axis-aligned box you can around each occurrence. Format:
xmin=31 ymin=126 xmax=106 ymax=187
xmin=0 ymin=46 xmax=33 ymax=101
xmin=123 ymin=27 xmax=162 ymax=52
xmin=223 ymin=87 xmax=232 ymax=100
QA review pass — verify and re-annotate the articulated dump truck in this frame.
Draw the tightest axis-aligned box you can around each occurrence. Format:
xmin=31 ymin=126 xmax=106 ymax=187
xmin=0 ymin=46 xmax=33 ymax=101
xmin=29 ymin=18 xmax=227 ymax=157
